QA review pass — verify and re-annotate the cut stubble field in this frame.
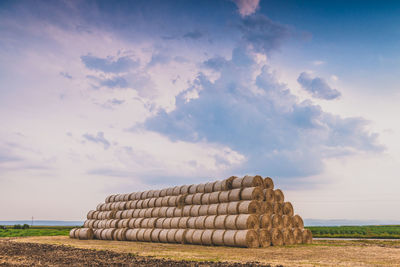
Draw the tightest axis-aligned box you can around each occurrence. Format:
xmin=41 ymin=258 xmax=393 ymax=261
xmin=3 ymin=236 xmax=400 ymax=266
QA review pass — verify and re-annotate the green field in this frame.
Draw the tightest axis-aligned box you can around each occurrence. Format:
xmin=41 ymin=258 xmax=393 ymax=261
xmin=307 ymin=225 xmax=400 ymax=239
xmin=0 ymin=226 xmax=76 ymax=237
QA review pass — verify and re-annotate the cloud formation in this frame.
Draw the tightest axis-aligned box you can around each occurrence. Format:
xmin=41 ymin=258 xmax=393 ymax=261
xmin=232 ymin=0 xmax=260 ymax=17
xmin=81 ymin=55 xmax=139 ymax=73
xmin=83 ymin=132 xmax=111 ymax=150
xmin=297 ymin=72 xmax=341 ymax=100
xmin=145 ymin=47 xmax=382 ymax=178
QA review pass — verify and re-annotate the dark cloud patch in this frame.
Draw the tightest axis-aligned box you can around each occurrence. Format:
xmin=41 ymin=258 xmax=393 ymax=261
xmin=59 ymin=72 xmax=72 ymax=79
xmin=110 ymin=99 xmax=124 ymax=105
xmin=144 ymin=47 xmax=382 ymax=179
xmin=83 ymin=132 xmax=111 ymax=149
xmin=99 ymin=76 xmax=129 ymax=88
xmin=81 ymin=54 xmax=139 ymax=73
xmin=238 ymin=14 xmax=290 ymax=53
xmin=203 ymin=56 xmax=229 ymax=70
xmin=297 ymin=72 xmax=341 ymax=100
xmin=183 ymin=30 xmax=203 ymax=40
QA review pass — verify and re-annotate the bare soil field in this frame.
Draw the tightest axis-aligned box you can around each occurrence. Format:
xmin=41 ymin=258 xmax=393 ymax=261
xmin=3 ymin=236 xmax=400 ymax=266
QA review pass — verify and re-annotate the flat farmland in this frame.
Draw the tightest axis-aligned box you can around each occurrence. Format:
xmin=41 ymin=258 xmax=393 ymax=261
xmin=2 ymin=236 xmax=400 ymax=266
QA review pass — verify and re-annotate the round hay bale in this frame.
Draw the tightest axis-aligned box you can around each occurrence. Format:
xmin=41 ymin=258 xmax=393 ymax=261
xmin=223 ymin=230 xmax=237 ymax=246
xmin=155 ymin=197 xmax=163 ymax=207
xmin=188 ymin=184 xmax=197 ymax=194
xmin=105 ymin=195 xmax=112 ymax=203
xmin=231 ymin=176 xmax=243 ymax=189
xmin=261 ymin=202 xmax=273 ymax=215
xmin=182 ymin=205 xmax=192 ymax=217
xmin=142 ymin=198 xmax=150 ymax=208
xmin=175 ymin=229 xmax=187 ymax=244
xmin=94 ymin=229 xmax=103 ymax=239
xmin=174 ymin=208 xmax=183 ymax=217
xmin=115 ymin=211 xmax=123 ymax=219
xmin=235 ymin=230 xmax=259 ymax=248
xmin=292 ymin=228 xmax=303 ymax=244
xmin=83 ymin=220 xmax=90 ymax=228
xmin=195 ymin=216 xmax=207 ymax=229
xmin=93 ymin=220 xmax=100 ymax=229
xmin=208 ymin=204 xmax=219 ymax=215
xmin=302 ymin=229 xmax=312 ymax=244
xmin=132 ymin=209 xmax=140 ymax=218
xmin=170 ymin=217 xmax=180 ymax=228
xmin=110 ymin=195 xmax=118 ymax=202
xmin=93 ymin=211 xmax=100 ymax=219
xmin=110 ymin=202 xmax=117 ymax=210
xmin=153 ymin=190 xmax=161 ymax=198
xmin=125 ymin=209 xmax=134 ymax=218
xmin=172 ymin=186 xmax=181 ymax=196
xmin=184 ymin=194 xmax=194 ymax=205
xmin=158 ymin=207 xmax=168 ymax=217
xmin=177 ymin=194 xmax=187 ymax=208
xmin=167 ymin=228 xmax=178 ymax=243
xmin=156 ymin=218 xmax=166 ymax=228
xmin=100 ymin=228 xmax=108 ymax=240
xmin=282 ymin=215 xmax=293 ymax=228
xmin=204 ymin=215 xmax=216 ymax=229
xmin=197 ymin=184 xmax=206 ymax=193
xmin=212 ymin=229 xmax=225 ymax=246
xmin=187 ymin=217 xmax=197 ymax=229
xmin=201 ymin=193 xmax=211 ymax=205
xmin=178 ymin=217 xmax=189 ymax=229
xmin=201 ymin=229 xmax=214 ymax=245
xmin=147 ymin=218 xmax=157 ymax=228
xmin=69 ymin=228 xmax=78 ymax=238
xmin=121 ymin=210 xmax=129 ymax=219
xmin=162 ymin=218 xmax=172 ymax=229
xmin=283 ymin=202 xmax=294 ymax=216
xmin=263 ymin=177 xmax=274 ymax=190
xmin=137 ymin=228 xmax=146 ymax=241
xmin=159 ymin=188 xmax=167 ymax=197
xmin=126 ymin=229 xmax=139 ymax=241
xmin=215 ymin=215 xmax=227 ymax=229
xmin=151 ymin=207 xmax=161 ymax=217
xmin=184 ymin=229 xmax=196 ymax=244
xmin=204 ymin=182 xmax=214 ymax=193
xmin=87 ymin=210 xmax=96 ymax=220
xmin=199 ymin=205 xmax=209 ymax=216
xmin=213 ymin=180 xmax=224 ymax=191
xmin=225 ymin=215 xmax=238 ymax=229
xmin=120 ymin=219 xmax=129 ymax=228
xmin=217 ymin=203 xmax=228 ymax=215
xmin=227 ymin=202 xmax=239 ymax=214
xmin=151 ymin=228 xmax=162 ymax=242
xmin=293 ymin=215 xmax=304 ymax=229
xmin=209 ymin=191 xmax=220 ymax=204
xmin=105 ymin=228 xmax=116 ymax=240
xmin=111 ymin=219 xmax=119 ymax=228
xmin=282 ymin=228 xmax=295 ymax=245
xmin=161 ymin=196 xmax=170 ymax=207
xmin=136 ymin=200 xmax=144 ymax=209
xmin=145 ymin=208 xmax=153 ymax=218
xmin=166 ymin=207 xmax=176 ymax=218
xmin=274 ymin=189 xmax=284 ymax=203
xmin=190 ymin=205 xmax=201 ymax=217
xmin=258 ymin=229 xmax=271 ymax=247
xmin=123 ymin=194 xmax=130 ymax=202
xmin=180 ymin=185 xmax=189 ymax=194
xmin=242 ymin=175 xmax=264 ymax=188
xmin=139 ymin=191 xmax=147 ymax=200
xmin=219 ymin=191 xmax=230 ymax=202
xmin=127 ymin=218 xmax=136 ymax=228
xmin=128 ymin=193 xmax=135 ymax=201
xmin=270 ymin=228 xmax=284 ymax=246
xmin=143 ymin=228 xmax=153 ymax=242
xmin=168 ymin=196 xmax=178 ymax=206
xmin=129 ymin=200 xmax=137 ymax=209
xmin=238 ymin=200 xmax=260 ymax=214
xmin=134 ymin=218 xmax=144 ymax=228
xmin=117 ymin=228 xmax=128 ymax=241
xmin=273 ymin=202 xmax=283 ymax=215
xmin=271 ymin=214 xmax=283 ymax=230
xmin=236 ymin=214 xmax=259 ymax=230
xmin=259 ymin=214 xmax=272 ymax=230
xmin=193 ymin=193 xmax=203 ymax=205
xmin=148 ymin=198 xmax=156 ymax=208
xmin=191 ymin=230 xmax=204 ymax=245
xmin=88 ymin=220 xmax=96 ymax=228
xmin=106 ymin=203 xmax=113 ymax=210
xmin=241 ymin=187 xmax=264 ymax=201
xmin=105 ymin=220 xmax=112 ymax=228
xmin=166 ymin=187 xmax=174 ymax=196
xmin=138 ymin=209 xmax=147 ymax=218
xmin=228 ymin=188 xmax=242 ymax=202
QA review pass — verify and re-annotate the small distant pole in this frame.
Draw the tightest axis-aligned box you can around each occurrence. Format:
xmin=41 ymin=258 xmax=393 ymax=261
xmin=31 ymin=216 xmax=33 ymax=226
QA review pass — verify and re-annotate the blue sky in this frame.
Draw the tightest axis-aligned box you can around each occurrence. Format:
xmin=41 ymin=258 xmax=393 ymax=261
xmin=0 ymin=0 xmax=399 ymax=221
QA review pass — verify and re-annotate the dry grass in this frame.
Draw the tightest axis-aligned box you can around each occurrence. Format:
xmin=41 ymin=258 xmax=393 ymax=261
xmin=8 ymin=236 xmax=400 ymax=266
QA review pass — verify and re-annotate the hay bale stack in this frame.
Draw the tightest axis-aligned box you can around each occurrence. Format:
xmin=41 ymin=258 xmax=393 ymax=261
xmin=75 ymin=174 xmax=310 ymax=248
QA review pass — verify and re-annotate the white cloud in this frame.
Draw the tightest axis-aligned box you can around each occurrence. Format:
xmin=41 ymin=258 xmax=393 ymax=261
xmin=232 ymin=0 xmax=260 ymax=17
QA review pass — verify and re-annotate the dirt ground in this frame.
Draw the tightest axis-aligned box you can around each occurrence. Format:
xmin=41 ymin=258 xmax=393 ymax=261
xmin=3 ymin=236 xmax=400 ymax=266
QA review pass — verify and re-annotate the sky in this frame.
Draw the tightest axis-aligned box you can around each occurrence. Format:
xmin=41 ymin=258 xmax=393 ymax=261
xmin=0 ymin=0 xmax=399 ymax=222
